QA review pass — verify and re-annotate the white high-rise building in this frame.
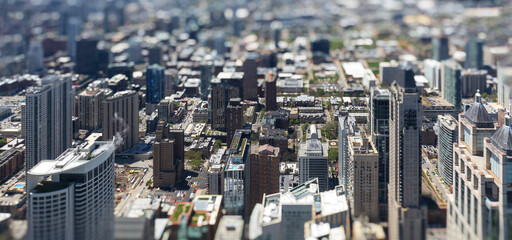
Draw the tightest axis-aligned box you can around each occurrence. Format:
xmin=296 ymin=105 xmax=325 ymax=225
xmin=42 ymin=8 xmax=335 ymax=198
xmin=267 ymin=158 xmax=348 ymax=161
xmin=299 ymin=125 xmax=329 ymax=192
xmin=27 ymin=140 xmax=115 ymax=240
xmin=22 ymin=74 xmax=74 ymax=170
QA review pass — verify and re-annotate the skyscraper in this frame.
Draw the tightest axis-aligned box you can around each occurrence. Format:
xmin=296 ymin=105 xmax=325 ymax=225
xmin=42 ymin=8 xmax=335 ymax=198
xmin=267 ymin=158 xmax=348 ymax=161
xmin=465 ymin=35 xmax=484 ymax=69
xmin=442 ymin=60 xmax=462 ymax=111
xmin=153 ymin=122 xmax=184 ymax=188
xmin=67 ymin=17 xmax=82 ymax=60
xmin=432 ymin=36 xmax=450 ymax=61
xmin=227 ymin=98 xmax=243 ymax=146
xmin=78 ymin=88 xmax=108 ymax=131
xmin=242 ymin=53 xmax=259 ymax=100
xmin=200 ymin=60 xmax=213 ymax=101
xmin=338 ymin=115 xmax=356 ymax=188
xmin=146 ymin=64 xmax=166 ymax=104
xmin=299 ymin=125 xmax=329 ymax=192
xmin=248 ymin=144 xmax=279 ymax=213
xmin=497 ymin=62 xmax=512 ymax=111
xmin=265 ymin=73 xmax=277 ymax=111
xmin=461 ymin=69 xmax=487 ymax=98
xmin=437 ymin=114 xmax=458 ymax=185
xmin=388 ymin=68 xmax=426 ymax=240
xmin=22 ymin=74 xmax=74 ymax=170
xmin=223 ymin=129 xmax=251 ymax=216
xmin=75 ymin=39 xmax=99 ymax=75
xmin=27 ymin=41 xmax=44 ymax=74
xmin=369 ymin=87 xmax=390 ymax=220
xmin=210 ymin=72 xmax=243 ymax=131
xmin=102 ymin=90 xmax=139 ymax=152
xmin=27 ymin=140 xmax=115 ymax=240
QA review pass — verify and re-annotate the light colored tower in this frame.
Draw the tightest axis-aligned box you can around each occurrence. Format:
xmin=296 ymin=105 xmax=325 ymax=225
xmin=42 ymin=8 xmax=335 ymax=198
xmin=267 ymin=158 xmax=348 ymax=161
xmin=27 ymin=140 xmax=115 ymax=240
xmin=22 ymin=74 xmax=74 ymax=171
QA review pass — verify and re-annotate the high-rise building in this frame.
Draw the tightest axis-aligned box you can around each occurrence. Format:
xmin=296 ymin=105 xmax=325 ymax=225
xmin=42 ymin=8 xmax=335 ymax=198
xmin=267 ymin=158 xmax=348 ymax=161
xmin=458 ymin=91 xmax=497 ymax=155
xmin=465 ymin=35 xmax=484 ymax=69
xmin=388 ymin=68 xmax=426 ymax=240
xmin=437 ymin=115 xmax=458 ymax=185
xmin=432 ymin=36 xmax=450 ymax=61
xmin=248 ymin=180 xmax=349 ymax=240
xmin=157 ymin=98 xmax=172 ymax=123
xmin=442 ymin=60 xmax=462 ymax=111
xmin=102 ymin=90 xmax=139 ymax=152
xmin=227 ymin=98 xmax=243 ymax=146
xmin=369 ymin=87 xmax=390 ymax=220
xmin=265 ymin=74 xmax=277 ymax=111
xmin=348 ymin=134 xmax=379 ymax=222
xmin=223 ymin=129 xmax=251 ymax=216
xmin=75 ymin=39 xmax=99 ymax=75
xmin=27 ymin=41 xmax=44 ymax=74
xmin=210 ymin=72 xmax=243 ymax=131
xmin=242 ymin=53 xmax=259 ymax=100
xmin=127 ymin=37 xmax=143 ymax=63
xmin=147 ymin=45 xmax=162 ymax=65
xmin=338 ymin=115 xmax=356 ymax=188
xmin=299 ymin=125 xmax=329 ymax=192
xmin=200 ymin=60 xmax=213 ymax=101
xmin=423 ymin=59 xmax=442 ymax=90
xmin=461 ymin=69 xmax=487 ymax=98
xmin=153 ymin=122 xmax=184 ymax=188
xmin=497 ymin=63 xmax=512 ymax=111
xmin=27 ymin=140 xmax=115 ymax=240
xmin=248 ymin=144 xmax=279 ymax=213
xmin=78 ymin=88 xmax=109 ymax=131
xmin=22 ymin=75 xmax=74 ymax=170
xmin=447 ymin=113 xmax=511 ymax=239
xmin=67 ymin=17 xmax=81 ymax=60
xmin=146 ymin=64 xmax=166 ymax=104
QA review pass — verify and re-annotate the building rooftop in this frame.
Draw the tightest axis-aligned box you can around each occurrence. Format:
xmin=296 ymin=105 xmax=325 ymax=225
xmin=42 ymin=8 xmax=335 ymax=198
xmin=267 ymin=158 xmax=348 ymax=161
xmin=107 ymin=90 xmax=136 ymax=100
xmin=215 ymin=216 xmax=244 ymax=240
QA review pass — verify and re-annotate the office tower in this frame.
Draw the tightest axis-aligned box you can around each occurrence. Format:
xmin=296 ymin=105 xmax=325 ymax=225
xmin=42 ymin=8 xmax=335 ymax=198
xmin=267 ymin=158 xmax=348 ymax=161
xmin=200 ymin=60 xmax=213 ymax=101
xmin=388 ymin=68 xmax=426 ymax=240
xmin=210 ymin=72 xmax=244 ymax=131
xmin=27 ymin=140 xmax=115 ymax=240
xmin=447 ymin=114 xmax=511 ymax=239
xmin=67 ymin=17 xmax=81 ymax=60
xmin=437 ymin=114 xmax=458 ymax=185
xmin=127 ymin=37 xmax=143 ymax=63
xmin=27 ymin=41 xmax=44 ymax=74
xmin=214 ymin=32 xmax=226 ymax=56
xmin=311 ymin=38 xmax=330 ymax=55
xmin=227 ymin=99 xmax=243 ymax=146
xmin=248 ymin=144 xmax=279 ymax=213
xmin=242 ymin=53 xmax=259 ymax=100
xmin=270 ymin=21 xmax=282 ymax=48
xmin=223 ymin=129 xmax=251 ymax=216
xmin=465 ymin=35 xmax=484 ymax=69
xmin=248 ymin=180 xmax=349 ymax=240
xmin=432 ymin=36 xmax=450 ymax=61
xmin=153 ymin=122 xmax=184 ymax=188
xmin=102 ymin=90 xmax=139 ymax=152
xmin=299 ymin=125 xmax=329 ymax=192
xmin=461 ymin=69 xmax=487 ymax=98
xmin=265 ymin=74 xmax=277 ymax=111
xmin=147 ymin=45 xmax=162 ymax=65
xmin=442 ymin=60 xmax=462 ymax=111
xmin=22 ymin=75 xmax=73 ymax=170
xmin=497 ymin=63 xmax=512 ymax=111
xmin=369 ymin=87 xmax=390 ymax=220
xmin=348 ymin=134 xmax=379 ymax=222
xmin=157 ymin=98 xmax=171 ymax=123
xmin=168 ymin=129 xmax=185 ymax=174
xmin=78 ymin=88 xmax=107 ymax=131
xmin=146 ymin=64 xmax=166 ymax=104
xmin=380 ymin=61 xmax=400 ymax=86
xmin=423 ymin=59 xmax=442 ymax=90
xmin=75 ymin=39 xmax=99 ymax=75
xmin=338 ymin=115 xmax=356 ymax=187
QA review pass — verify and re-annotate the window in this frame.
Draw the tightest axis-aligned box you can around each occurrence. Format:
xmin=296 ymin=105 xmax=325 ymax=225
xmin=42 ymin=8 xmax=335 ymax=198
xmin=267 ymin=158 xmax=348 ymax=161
xmin=491 ymin=153 xmax=500 ymax=178
xmin=464 ymin=127 xmax=471 ymax=146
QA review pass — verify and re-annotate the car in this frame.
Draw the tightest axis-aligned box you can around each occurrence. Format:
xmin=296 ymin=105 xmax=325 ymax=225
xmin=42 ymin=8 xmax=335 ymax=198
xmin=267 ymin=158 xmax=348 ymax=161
xmin=193 ymin=190 xmax=197 ymax=193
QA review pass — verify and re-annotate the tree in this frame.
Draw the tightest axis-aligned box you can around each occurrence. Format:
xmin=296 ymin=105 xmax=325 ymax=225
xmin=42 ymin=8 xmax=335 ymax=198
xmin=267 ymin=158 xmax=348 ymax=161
xmin=213 ymin=140 xmax=222 ymax=151
xmin=321 ymin=122 xmax=338 ymax=140
xmin=0 ymin=138 xmax=6 ymax=148
xmin=328 ymin=148 xmax=338 ymax=162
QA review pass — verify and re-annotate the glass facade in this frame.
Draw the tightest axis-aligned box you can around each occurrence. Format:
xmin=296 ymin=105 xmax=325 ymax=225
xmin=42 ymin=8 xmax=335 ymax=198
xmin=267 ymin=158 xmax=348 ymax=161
xmin=464 ymin=126 xmax=471 ymax=146
xmin=491 ymin=153 xmax=500 ymax=178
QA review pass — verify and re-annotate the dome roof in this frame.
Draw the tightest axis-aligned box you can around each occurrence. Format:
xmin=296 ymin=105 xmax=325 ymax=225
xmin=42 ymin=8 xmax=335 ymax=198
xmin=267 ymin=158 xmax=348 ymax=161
xmin=491 ymin=115 xmax=512 ymax=152
xmin=465 ymin=90 xmax=493 ymax=126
